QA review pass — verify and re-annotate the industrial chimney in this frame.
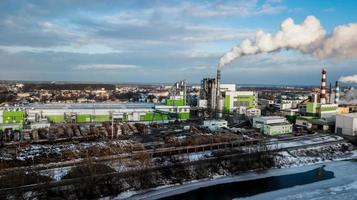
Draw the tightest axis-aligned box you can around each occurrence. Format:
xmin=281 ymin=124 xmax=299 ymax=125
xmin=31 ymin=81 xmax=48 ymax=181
xmin=216 ymin=68 xmax=223 ymax=117
xmin=334 ymin=81 xmax=340 ymax=104
xmin=320 ymin=68 xmax=327 ymax=104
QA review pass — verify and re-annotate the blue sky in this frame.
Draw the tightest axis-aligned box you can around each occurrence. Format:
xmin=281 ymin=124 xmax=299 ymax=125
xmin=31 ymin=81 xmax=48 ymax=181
xmin=0 ymin=0 xmax=356 ymax=85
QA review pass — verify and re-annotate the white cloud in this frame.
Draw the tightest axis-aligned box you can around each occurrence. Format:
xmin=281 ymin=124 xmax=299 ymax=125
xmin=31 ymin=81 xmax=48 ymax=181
xmin=75 ymin=64 xmax=140 ymax=70
xmin=339 ymin=74 xmax=357 ymax=83
xmin=175 ymin=0 xmax=286 ymax=18
xmin=179 ymin=65 xmax=214 ymax=71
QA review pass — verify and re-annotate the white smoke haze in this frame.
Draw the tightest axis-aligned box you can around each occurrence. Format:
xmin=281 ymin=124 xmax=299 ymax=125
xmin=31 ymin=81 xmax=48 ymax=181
xmin=339 ymin=74 xmax=357 ymax=83
xmin=219 ymin=15 xmax=357 ymax=68
xmin=339 ymin=89 xmax=357 ymax=105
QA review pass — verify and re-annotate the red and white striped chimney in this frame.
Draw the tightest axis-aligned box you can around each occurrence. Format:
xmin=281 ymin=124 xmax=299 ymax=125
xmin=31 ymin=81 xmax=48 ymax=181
xmin=320 ymin=68 xmax=327 ymax=104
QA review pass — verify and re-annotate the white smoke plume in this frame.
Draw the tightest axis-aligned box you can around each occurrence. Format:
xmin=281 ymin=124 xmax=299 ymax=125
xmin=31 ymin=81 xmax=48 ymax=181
xmin=339 ymin=89 xmax=357 ymax=105
xmin=219 ymin=15 xmax=357 ymax=68
xmin=315 ymin=23 xmax=357 ymax=59
xmin=339 ymin=74 xmax=357 ymax=84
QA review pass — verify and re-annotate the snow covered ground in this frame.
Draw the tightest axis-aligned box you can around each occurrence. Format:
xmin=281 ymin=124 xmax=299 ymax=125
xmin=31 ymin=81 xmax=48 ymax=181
xmin=266 ymin=135 xmax=344 ymax=150
xmin=275 ymin=143 xmax=355 ymax=168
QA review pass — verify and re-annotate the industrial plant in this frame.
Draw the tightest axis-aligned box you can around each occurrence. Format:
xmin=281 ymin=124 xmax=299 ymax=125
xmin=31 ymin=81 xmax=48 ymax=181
xmin=0 ymin=3 xmax=356 ymax=199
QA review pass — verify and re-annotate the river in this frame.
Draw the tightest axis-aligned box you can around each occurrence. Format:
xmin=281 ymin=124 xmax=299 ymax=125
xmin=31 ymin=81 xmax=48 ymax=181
xmin=125 ymin=160 xmax=357 ymax=200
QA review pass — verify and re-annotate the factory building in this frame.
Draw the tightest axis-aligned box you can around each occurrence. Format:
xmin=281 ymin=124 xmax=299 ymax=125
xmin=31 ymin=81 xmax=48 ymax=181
xmin=0 ymin=80 xmax=190 ymax=130
xmin=253 ymin=116 xmax=292 ymax=135
xmin=165 ymin=80 xmax=187 ymax=107
xmin=335 ymin=113 xmax=357 ymax=136
xmin=220 ymin=84 xmax=236 ymax=92
xmin=246 ymin=108 xmax=261 ymax=117
xmin=234 ymin=106 xmax=261 ymax=117
xmin=259 ymin=99 xmax=274 ymax=108
xmin=203 ymin=119 xmax=228 ymax=131
xmin=273 ymin=99 xmax=302 ymax=110
xmin=199 ymin=78 xmax=218 ymax=110
xmin=223 ymin=91 xmax=258 ymax=112
xmin=0 ymin=110 xmax=25 ymax=130
xmin=302 ymin=94 xmax=338 ymax=119
xmin=0 ymin=102 xmax=190 ymax=130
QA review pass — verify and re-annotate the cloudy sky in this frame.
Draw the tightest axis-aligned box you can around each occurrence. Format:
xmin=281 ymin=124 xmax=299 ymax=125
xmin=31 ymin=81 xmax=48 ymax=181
xmin=0 ymin=0 xmax=356 ymax=85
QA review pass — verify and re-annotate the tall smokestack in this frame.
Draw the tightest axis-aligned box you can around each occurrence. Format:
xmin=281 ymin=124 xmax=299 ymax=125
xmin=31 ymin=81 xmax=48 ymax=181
xmin=334 ymin=81 xmax=340 ymax=104
xmin=216 ymin=68 xmax=222 ymax=117
xmin=320 ymin=68 xmax=327 ymax=104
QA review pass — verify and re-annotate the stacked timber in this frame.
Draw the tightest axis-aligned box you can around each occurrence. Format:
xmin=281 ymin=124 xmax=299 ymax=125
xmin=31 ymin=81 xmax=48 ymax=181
xmin=116 ymin=123 xmax=122 ymax=137
xmin=65 ymin=126 xmax=74 ymax=138
xmin=31 ymin=130 xmax=39 ymax=141
xmin=128 ymin=123 xmax=139 ymax=134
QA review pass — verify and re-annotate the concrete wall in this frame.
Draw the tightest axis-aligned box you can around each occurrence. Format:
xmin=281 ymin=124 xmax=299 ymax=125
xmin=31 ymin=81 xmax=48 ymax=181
xmin=335 ymin=114 xmax=357 ymax=136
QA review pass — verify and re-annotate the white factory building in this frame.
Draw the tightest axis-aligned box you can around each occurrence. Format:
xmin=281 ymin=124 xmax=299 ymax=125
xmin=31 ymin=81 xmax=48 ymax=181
xmin=335 ymin=113 xmax=357 ymax=136
xmin=220 ymin=84 xmax=236 ymax=92
xmin=237 ymin=107 xmax=261 ymax=117
xmin=253 ymin=116 xmax=292 ymax=136
xmin=273 ymin=99 xmax=303 ymax=110
xmin=203 ymin=119 xmax=228 ymax=131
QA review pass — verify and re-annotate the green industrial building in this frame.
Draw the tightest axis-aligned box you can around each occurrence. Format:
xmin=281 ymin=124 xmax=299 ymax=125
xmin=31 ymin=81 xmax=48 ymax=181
xmin=223 ymin=91 xmax=257 ymax=112
xmin=0 ymin=101 xmax=190 ymax=129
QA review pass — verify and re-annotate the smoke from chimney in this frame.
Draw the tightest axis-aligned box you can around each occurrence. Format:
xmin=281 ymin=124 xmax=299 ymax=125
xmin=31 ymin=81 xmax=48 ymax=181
xmin=339 ymin=89 xmax=357 ymax=105
xmin=339 ymin=74 xmax=357 ymax=84
xmin=219 ymin=15 xmax=357 ymax=68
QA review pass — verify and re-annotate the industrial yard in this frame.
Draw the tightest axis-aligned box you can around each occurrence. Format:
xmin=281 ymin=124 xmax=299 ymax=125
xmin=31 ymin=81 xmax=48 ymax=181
xmin=0 ymin=113 xmax=355 ymax=199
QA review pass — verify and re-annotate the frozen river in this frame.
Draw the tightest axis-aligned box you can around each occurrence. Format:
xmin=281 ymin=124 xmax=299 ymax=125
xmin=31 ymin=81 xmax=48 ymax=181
xmin=125 ymin=160 xmax=357 ymax=200
xmin=243 ymin=160 xmax=357 ymax=200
